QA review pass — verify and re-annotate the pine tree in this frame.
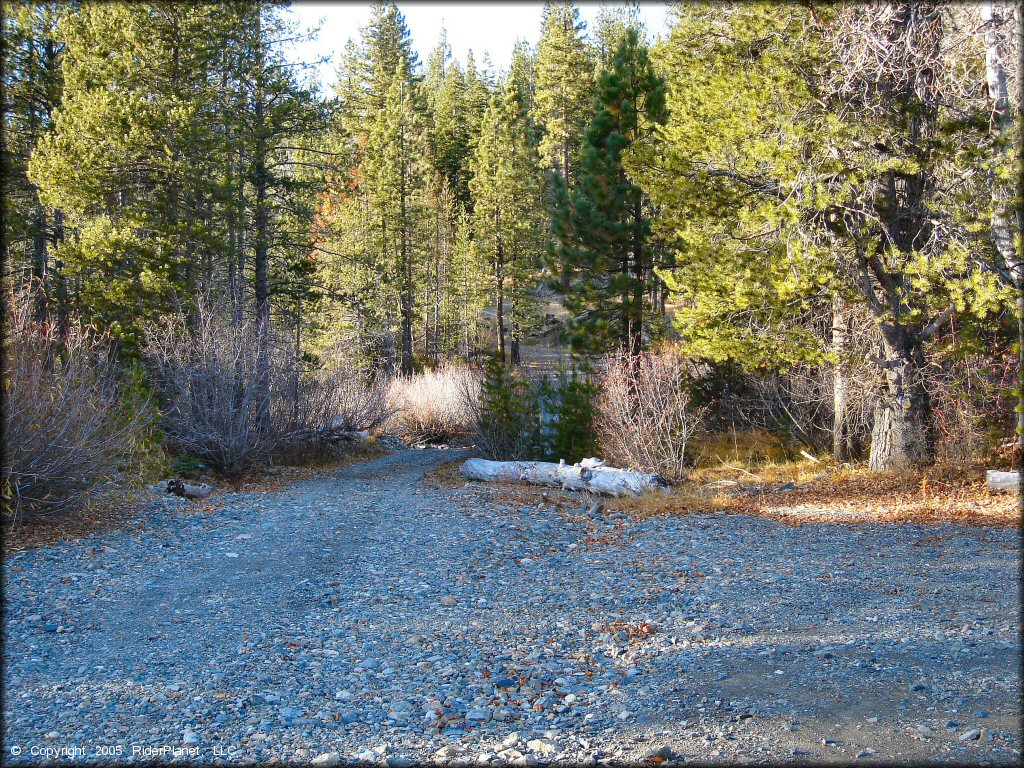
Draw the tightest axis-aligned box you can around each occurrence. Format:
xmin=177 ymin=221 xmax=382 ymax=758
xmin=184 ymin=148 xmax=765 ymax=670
xmin=470 ymin=80 xmax=546 ymax=364
xmin=550 ymin=30 xmax=667 ymax=358
xmin=1 ymin=2 xmax=66 ymax=321
xmin=532 ymin=1 xmax=594 ymax=187
xmin=643 ymin=3 xmax=1015 ymax=471
xmin=591 ymin=2 xmax=642 ymax=74
xmin=29 ymin=3 xmax=229 ymax=348
xmin=365 ymin=67 xmax=428 ymax=375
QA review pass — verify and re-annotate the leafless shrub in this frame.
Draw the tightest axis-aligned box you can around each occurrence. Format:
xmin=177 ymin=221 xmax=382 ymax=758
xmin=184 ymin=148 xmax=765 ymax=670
xmin=927 ymin=344 xmax=1016 ymax=466
xmin=272 ymin=362 xmax=396 ymax=463
xmin=596 ymin=349 xmax=706 ymax=481
xmin=144 ymin=305 xmax=278 ymax=476
xmin=2 ymin=292 xmax=152 ymax=522
xmin=387 ymin=364 xmax=480 ymax=446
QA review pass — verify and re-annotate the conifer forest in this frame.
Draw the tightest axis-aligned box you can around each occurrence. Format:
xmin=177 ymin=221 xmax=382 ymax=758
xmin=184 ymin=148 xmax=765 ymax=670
xmin=2 ymin=3 xmax=1023 ymax=765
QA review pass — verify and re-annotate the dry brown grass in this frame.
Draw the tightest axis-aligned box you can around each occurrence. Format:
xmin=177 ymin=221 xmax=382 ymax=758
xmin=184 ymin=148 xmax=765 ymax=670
xmin=386 ymin=365 xmax=479 ymax=446
xmin=606 ymin=458 xmax=1020 ymax=528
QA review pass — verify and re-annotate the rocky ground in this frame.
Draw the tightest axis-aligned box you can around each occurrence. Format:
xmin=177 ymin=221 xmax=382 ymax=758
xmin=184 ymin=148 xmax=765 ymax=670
xmin=2 ymin=449 xmax=1020 ymax=765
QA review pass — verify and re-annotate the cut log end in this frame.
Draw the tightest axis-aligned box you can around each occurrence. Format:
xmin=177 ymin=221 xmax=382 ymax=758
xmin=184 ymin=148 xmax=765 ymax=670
xmin=986 ymin=470 xmax=1021 ymax=493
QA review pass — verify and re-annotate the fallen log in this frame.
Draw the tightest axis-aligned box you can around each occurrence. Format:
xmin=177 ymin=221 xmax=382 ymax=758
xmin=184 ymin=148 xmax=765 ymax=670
xmin=986 ymin=470 xmax=1021 ymax=493
xmin=460 ymin=458 xmax=669 ymax=497
xmin=166 ymin=479 xmax=214 ymax=500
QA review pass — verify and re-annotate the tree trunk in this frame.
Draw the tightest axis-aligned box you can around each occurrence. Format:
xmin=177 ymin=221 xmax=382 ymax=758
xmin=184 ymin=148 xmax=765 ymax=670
xmin=868 ymin=334 xmax=934 ymax=472
xmin=495 ymin=245 xmax=506 ymax=364
xmin=31 ymin=210 xmax=48 ymax=320
xmin=509 ymin=288 xmax=521 ymax=366
xmin=629 ymin=194 xmax=644 ymax=359
xmin=399 ymin=81 xmax=414 ymax=378
xmin=832 ymin=297 xmax=858 ymax=462
xmin=252 ymin=11 xmax=271 ymax=431
xmin=981 ymin=1 xmax=1024 ymax=460
xmin=860 ymin=5 xmax=941 ymax=471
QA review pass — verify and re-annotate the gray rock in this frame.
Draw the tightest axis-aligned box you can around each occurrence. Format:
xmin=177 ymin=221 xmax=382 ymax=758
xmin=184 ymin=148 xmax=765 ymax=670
xmin=959 ymin=728 xmax=982 ymax=741
xmin=641 ymin=745 xmax=673 ymax=761
xmin=310 ymin=753 xmax=341 ymax=767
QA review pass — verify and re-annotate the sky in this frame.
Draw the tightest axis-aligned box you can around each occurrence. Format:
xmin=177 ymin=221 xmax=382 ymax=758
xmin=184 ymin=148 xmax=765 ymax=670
xmin=285 ymin=2 xmax=675 ymax=94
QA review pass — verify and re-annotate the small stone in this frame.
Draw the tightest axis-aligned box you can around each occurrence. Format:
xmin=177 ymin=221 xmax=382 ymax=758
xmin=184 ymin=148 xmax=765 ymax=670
xmin=386 ymin=757 xmax=414 ymax=768
xmin=855 ymin=748 xmax=876 ymax=758
xmin=224 ymin=552 xmax=239 ymax=558
xmin=279 ymin=707 xmax=301 ymax=719
xmin=441 ymin=596 xmax=457 ymax=607
xmin=493 ymin=677 xmax=516 ymax=689
xmin=821 ymin=738 xmax=836 ymax=746
xmin=642 ymin=745 xmax=673 ymax=761
xmin=183 ymin=730 xmax=200 ymax=745
xmin=435 ymin=745 xmax=465 ymax=758
xmin=310 ymin=754 xmax=341 ymax=767
xmin=526 ymin=739 xmax=556 ymax=755
xmin=357 ymin=657 xmax=381 ymax=670
xmin=973 ymin=710 xmax=988 ymax=719
xmin=466 ymin=708 xmax=491 ymax=722
xmin=959 ymin=728 xmax=982 ymax=742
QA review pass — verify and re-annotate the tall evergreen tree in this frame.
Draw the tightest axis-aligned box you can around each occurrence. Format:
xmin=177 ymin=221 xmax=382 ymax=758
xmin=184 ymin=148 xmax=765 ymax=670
xmin=1 ymin=2 xmax=66 ymax=321
xmin=365 ymin=67 xmax=428 ymax=375
xmin=532 ymin=1 xmax=594 ymax=187
xmin=591 ymin=2 xmax=642 ymax=73
xmin=470 ymin=81 xmax=546 ymax=363
xmin=551 ymin=30 xmax=667 ymax=358
xmin=644 ymin=3 xmax=1015 ymax=471
xmin=29 ymin=3 xmax=229 ymax=347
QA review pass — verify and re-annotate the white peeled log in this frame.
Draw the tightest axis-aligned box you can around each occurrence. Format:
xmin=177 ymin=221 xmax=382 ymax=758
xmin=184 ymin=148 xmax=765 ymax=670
xmin=986 ymin=470 xmax=1021 ymax=492
xmin=460 ymin=458 xmax=669 ymax=497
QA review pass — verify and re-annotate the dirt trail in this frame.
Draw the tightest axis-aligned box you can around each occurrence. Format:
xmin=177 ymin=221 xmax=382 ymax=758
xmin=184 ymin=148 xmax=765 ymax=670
xmin=3 ymin=449 xmax=1020 ymax=765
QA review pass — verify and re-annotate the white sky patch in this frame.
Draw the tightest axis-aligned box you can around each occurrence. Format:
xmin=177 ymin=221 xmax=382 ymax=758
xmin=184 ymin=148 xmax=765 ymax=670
xmin=285 ymin=1 xmax=674 ymax=95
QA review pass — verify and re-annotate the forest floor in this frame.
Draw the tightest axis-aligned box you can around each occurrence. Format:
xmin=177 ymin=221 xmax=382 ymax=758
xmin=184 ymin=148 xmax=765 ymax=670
xmin=2 ymin=448 xmax=1021 ymax=765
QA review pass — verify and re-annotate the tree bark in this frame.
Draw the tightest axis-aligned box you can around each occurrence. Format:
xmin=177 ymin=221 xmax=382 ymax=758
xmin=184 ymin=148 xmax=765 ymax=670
xmin=495 ymin=244 xmax=506 ymax=364
xmin=399 ymin=80 xmax=414 ymax=377
xmin=629 ymin=193 xmax=644 ymax=359
xmin=831 ymin=297 xmax=859 ymax=461
xmin=868 ymin=332 xmax=935 ymax=472
xmin=858 ymin=4 xmax=942 ymax=471
xmin=252 ymin=8 xmax=271 ymax=431
xmin=981 ymin=1 xmax=1024 ymax=462
xmin=509 ymin=290 xmax=521 ymax=366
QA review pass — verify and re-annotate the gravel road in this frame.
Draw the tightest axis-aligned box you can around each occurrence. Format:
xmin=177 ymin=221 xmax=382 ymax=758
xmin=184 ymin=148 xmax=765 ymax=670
xmin=3 ymin=448 xmax=1020 ymax=765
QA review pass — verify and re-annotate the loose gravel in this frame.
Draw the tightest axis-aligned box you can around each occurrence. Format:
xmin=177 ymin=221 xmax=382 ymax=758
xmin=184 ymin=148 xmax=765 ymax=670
xmin=3 ymin=449 xmax=1020 ymax=765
